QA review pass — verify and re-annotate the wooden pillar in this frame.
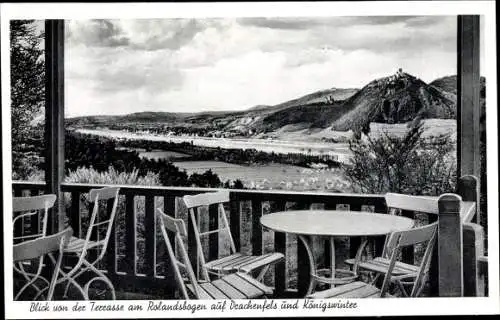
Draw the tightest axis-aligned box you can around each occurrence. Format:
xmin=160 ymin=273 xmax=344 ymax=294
xmin=457 ymin=15 xmax=481 ymax=226
xmin=44 ymin=20 xmax=65 ymax=234
xmin=437 ymin=193 xmax=463 ymax=296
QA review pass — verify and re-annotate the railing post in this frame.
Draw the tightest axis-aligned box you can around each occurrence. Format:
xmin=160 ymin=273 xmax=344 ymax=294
xmin=273 ymin=201 xmax=287 ymax=297
xmin=438 ymin=193 xmax=463 ymax=296
xmin=462 ymin=223 xmax=485 ymax=296
xmin=124 ymin=194 xmax=136 ymax=276
xmin=163 ymin=196 xmax=177 ymax=298
xmin=106 ymin=198 xmax=117 ymax=281
xmin=229 ymin=193 xmax=241 ymax=252
xmin=144 ymin=196 xmax=155 ymax=277
xmin=296 ymin=201 xmax=311 ymax=297
xmin=208 ymin=203 xmax=219 ymax=261
xmin=251 ymin=200 xmax=263 ymax=256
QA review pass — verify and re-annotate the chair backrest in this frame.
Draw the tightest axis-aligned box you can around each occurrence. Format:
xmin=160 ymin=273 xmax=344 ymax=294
xmin=382 ymin=193 xmax=438 ymax=258
xmin=13 ymin=194 xmax=56 ymax=243
xmin=157 ymin=209 xmax=202 ymax=300
xmin=182 ymin=190 xmax=233 ymax=280
xmin=13 ymin=227 xmax=73 ymax=262
xmin=81 ymin=187 xmax=120 ymax=260
xmin=385 ymin=193 xmax=439 ymax=215
xmin=379 ymin=222 xmax=438 ymax=297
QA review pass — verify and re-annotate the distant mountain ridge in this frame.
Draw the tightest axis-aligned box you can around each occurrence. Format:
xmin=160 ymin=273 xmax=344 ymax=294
xmin=67 ymin=71 xmax=483 ymax=137
xmin=327 ymin=70 xmax=457 ymax=131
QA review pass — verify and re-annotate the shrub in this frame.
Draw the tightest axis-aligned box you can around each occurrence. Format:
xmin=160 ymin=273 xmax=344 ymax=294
xmin=344 ymin=120 xmax=457 ymax=196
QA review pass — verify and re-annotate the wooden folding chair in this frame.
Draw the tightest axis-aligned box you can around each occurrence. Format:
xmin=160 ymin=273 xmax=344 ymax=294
xmin=12 ymin=194 xmax=56 ymax=299
xmin=13 ymin=194 xmax=56 ymax=244
xmin=13 ymin=227 xmax=73 ymax=300
xmin=158 ymin=209 xmax=273 ymax=299
xmin=57 ymin=187 xmax=120 ymax=300
xmin=308 ymin=222 xmax=438 ymax=298
xmin=345 ymin=193 xmax=438 ymax=291
xmin=182 ymin=190 xmax=284 ymax=282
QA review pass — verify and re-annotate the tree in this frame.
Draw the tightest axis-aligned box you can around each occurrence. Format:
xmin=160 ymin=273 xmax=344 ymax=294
xmin=344 ymin=120 xmax=456 ymax=196
xmin=10 ymin=20 xmax=45 ymax=179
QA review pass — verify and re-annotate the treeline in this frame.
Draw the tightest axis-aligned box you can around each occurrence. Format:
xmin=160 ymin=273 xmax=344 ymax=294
xmin=53 ymin=131 xmax=243 ymax=188
xmin=107 ymin=123 xmax=216 ymax=136
xmin=116 ymin=137 xmax=342 ymax=168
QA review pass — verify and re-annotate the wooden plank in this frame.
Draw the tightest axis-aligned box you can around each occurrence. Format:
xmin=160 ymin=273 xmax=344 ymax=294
xmin=428 ymin=213 xmax=439 ymax=296
xmin=106 ymin=198 xmax=117 ymax=279
xmin=322 ymin=202 xmax=337 ymax=270
xmin=438 ymin=193 xmax=463 ymax=296
xmin=385 ymin=193 xmax=439 ymax=215
xmin=273 ymin=201 xmax=287 ymax=297
xmin=12 ymin=194 xmax=56 ymax=212
xmin=238 ymin=253 xmax=284 ymax=275
xmin=89 ymin=186 xmax=120 ymax=202
xmin=70 ymin=192 xmax=81 ymax=238
xmin=211 ymin=278 xmax=247 ymax=299
xmin=183 ymin=190 xmax=229 ymax=208
xmin=296 ymin=201 xmax=311 ymax=297
xmin=235 ymin=272 xmax=273 ymax=295
xmin=144 ymin=195 xmax=155 ymax=277
xmin=373 ymin=201 xmax=388 ymax=257
xmin=400 ymin=210 xmax=415 ymax=265
xmin=462 ymin=222 xmax=485 ymax=296
xmin=187 ymin=208 xmax=198 ymax=280
xmin=221 ymin=274 xmax=264 ymax=298
xmin=349 ymin=203 xmax=362 ymax=260
xmin=457 ymin=16 xmax=481 ymax=205
xmin=44 ymin=20 xmax=65 ymax=234
xmin=199 ymin=282 xmax=228 ymax=299
xmin=163 ymin=195 xmax=177 ymax=298
xmin=229 ymin=195 xmax=241 ymax=252
xmin=251 ymin=201 xmax=263 ymax=256
xmin=208 ymin=203 xmax=219 ymax=261
xmin=124 ymin=194 xmax=136 ymax=275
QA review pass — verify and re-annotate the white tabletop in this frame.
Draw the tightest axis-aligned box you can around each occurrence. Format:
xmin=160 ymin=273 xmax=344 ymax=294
xmin=260 ymin=210 xmax=415 ymax=237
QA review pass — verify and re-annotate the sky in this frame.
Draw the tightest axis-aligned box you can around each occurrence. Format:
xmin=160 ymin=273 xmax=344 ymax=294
xmin=63 ymin=16 xmax=461 ymax=117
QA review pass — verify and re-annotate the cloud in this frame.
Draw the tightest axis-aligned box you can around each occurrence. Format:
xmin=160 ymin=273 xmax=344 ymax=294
xmin=67 ymin=20 xmax=130 ymax=47
xmin=65 ymin=16 xmax=459 ymax=116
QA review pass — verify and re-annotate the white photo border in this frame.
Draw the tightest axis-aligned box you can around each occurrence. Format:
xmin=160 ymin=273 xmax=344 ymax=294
xmin=2 ymin=1 xmax=498 ymax=318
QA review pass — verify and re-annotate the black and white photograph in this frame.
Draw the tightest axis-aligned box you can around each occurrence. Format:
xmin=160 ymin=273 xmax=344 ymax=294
xmin=2 ymin=1 xmax=498 ymax=318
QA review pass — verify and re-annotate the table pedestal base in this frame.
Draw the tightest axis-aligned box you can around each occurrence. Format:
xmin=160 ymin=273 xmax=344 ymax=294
xmin=298 ymin=235 xmax=368 ymax=296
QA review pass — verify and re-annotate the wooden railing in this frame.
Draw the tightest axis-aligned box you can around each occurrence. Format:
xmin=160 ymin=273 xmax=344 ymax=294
xmin=12 ymin=175 xmax=486 ymax=298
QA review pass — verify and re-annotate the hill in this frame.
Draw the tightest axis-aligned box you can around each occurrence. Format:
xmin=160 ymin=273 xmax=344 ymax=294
xmin=328 ymin=70 xmax=456 ymax=132
xmin=430 ymin=75 xmax=486 ymax=101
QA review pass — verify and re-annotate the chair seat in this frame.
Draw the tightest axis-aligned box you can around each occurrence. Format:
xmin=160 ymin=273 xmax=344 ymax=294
xmin=64 ymin=236 xmax=104 ymax=253
xmin=307 ymin=281 xmax=392 ymax=299
xmin=205 ymin=252 xmax=284 ymax=274
xmin=186 ymin=272 xmax=273 ymax=299
xmin=345 ymin=257 xmax=419 ymax=276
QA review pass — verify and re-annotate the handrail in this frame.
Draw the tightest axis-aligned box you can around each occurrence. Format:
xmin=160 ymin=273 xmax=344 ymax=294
xmin=12 ymin=180 xmax=384 ymax=198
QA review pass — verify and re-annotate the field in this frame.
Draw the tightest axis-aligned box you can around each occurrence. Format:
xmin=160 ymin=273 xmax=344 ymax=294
xmin=173 ymin=161 xmax=351 ymax=192
xmin=138 ymin=150 xmax=191 ymax=160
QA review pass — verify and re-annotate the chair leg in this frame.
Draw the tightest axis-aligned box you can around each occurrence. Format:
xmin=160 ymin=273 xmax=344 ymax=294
xmin=14 ymin=263 xmax=50 ymax=300
xmin=48 ymin=254 xmax=88 ymax=300
xmin=84 ymin=261 xmax=116 ymax=300
xmin=256 ymin=265 xmax=270 ymax=282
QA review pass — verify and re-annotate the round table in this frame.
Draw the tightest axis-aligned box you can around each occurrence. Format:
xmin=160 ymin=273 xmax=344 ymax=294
xmin=260 ymin=210 xmax=415 ymax=296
